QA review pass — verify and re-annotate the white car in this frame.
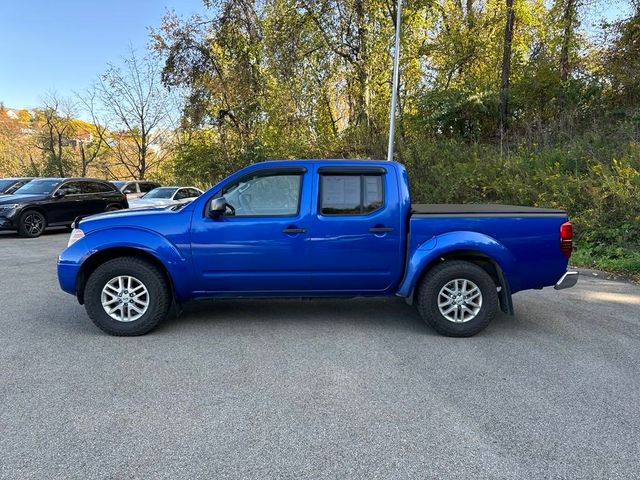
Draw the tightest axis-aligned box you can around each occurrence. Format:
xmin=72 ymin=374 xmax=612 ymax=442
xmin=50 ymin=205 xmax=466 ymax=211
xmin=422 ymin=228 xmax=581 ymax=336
xmin=129 ymin=186 xmax=203 ymax=208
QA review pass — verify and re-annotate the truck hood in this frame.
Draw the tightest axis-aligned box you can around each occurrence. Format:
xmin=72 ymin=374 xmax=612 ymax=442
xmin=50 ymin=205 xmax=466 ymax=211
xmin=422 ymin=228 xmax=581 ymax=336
xmin=78 ymin=206 xmax=181 ymax=232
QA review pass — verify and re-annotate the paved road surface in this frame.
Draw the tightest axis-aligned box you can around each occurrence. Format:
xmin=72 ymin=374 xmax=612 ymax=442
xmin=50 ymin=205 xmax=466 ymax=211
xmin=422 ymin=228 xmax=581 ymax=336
xmin=1 ymin=231 xmax=639 ymax=479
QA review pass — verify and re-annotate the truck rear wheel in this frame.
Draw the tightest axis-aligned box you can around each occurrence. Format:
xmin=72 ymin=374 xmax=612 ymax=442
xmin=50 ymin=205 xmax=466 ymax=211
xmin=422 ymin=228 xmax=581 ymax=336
xmin=416 ymin=260 xmax=498 ymax=337
xmin=84 ymin=256 xmax=171 ymax=336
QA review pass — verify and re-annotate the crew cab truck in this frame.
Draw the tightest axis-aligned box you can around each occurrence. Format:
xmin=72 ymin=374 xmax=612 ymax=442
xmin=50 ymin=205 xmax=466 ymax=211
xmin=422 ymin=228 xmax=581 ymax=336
xmin=57 ymin=160 xmax=578 ymax=337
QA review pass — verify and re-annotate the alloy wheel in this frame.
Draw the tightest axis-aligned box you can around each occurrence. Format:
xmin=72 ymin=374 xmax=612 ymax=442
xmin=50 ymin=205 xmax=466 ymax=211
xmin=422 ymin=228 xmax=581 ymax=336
xmin=101 ymin=276 xmax=150 ymax=322
xmin=24 ymin=214 xmax=44 ymax=236
xmin=437 ymin=278 xmax=483 ymax=323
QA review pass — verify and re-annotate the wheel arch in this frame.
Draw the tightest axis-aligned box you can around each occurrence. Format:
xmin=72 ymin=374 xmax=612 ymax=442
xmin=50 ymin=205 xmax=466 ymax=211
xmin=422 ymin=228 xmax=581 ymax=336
xmin=76 ymin=247 xmax=176 ymax=305
xmin=411 ymin=250 xmax=513 ymax=315
xmin=19 ymin=205 xmax=49 ymax=223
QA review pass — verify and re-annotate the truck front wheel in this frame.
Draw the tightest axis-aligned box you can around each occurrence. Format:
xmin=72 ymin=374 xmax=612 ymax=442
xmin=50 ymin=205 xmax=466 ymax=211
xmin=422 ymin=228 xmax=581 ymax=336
xmin=416 ymin=260 xmax=498 ymax=337
xmin=84 ymin=256 xmax=171 ymax=336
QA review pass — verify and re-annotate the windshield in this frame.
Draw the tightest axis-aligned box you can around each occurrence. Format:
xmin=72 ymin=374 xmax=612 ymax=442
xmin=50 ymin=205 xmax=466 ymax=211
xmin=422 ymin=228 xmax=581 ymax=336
xmin=14 ymin=180 xmax=61 ymax=195
xmin=142 ymin=187 xmax=177 ymax=199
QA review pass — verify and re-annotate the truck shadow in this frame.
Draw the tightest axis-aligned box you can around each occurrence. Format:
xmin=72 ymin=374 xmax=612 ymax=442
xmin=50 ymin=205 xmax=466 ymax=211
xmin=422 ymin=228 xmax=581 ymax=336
xmin=159 ymin=297 xmax=439 ymax=336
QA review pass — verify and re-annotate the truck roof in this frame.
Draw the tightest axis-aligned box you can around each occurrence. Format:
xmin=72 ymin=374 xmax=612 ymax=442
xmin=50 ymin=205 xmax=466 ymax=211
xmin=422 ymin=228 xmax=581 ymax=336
xmin=254 ymin=158 xmax=403 ymax=168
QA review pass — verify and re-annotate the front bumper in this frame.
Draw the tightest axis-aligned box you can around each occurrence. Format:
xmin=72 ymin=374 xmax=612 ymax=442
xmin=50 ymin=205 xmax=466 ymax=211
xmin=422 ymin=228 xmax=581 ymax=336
xmin=57 ymin=238 xmax=89 ymax=297
xmin=554 ymin=271 xmax=578 ymax=290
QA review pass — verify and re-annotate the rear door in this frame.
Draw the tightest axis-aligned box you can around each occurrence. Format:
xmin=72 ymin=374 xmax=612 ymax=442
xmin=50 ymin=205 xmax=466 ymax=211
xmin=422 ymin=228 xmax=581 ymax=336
xmin=81 ymin=181 xmax=115 ymax=214
xmin=190 ymin=166 xmax=313 ymax=294
xmin=309 ymin=165 xmax=404 ymax=293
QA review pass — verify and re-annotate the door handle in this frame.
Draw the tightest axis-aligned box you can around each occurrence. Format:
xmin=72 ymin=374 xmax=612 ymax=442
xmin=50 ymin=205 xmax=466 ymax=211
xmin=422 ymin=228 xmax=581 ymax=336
xmin=369 ymin=226 xmax=394 ymax=233
xmin=283 ymin=227 xmax=306 ymax=234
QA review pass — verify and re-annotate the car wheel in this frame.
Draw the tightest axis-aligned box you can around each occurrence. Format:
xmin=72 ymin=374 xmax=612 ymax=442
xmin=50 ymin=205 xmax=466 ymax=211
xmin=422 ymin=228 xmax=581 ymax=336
xmin=84 ymin=256 xmax=171 ymax=336
xmin=416 ymin=260 xmax=498 ymax=337
xmin=105 ymin=204 xmax=122 ymax=212
xmin=18 ymin=210 xmax=47 ymax=238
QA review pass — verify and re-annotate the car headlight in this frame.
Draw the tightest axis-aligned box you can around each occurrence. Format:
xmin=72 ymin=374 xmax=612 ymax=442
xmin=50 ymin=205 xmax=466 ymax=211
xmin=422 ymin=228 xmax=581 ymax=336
xmin=0 ymin=204 xmax=19 ymax=211
xmin=67 ymin=228 xmax=85 ymax=247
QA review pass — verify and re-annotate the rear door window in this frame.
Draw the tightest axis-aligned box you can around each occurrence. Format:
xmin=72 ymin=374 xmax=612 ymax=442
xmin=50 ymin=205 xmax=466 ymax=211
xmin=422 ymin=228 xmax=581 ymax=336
xmin=174 ymin=189 xmax=190 ymax=200
xmin=82 ymin=182 xmax=113 ymax=194
xmin=319 ymin=174 xmax=384 ymax=215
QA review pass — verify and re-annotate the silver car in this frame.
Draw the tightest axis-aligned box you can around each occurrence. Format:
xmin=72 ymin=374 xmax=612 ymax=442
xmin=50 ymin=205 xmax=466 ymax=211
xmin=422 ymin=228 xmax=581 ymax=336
xmin=128 ymin=186 xmax=203 ymax=208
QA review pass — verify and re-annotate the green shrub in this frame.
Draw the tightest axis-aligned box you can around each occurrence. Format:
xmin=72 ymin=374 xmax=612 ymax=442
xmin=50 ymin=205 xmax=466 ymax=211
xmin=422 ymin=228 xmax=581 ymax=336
xmin=404 ymin=136 xmax=640 ymax=275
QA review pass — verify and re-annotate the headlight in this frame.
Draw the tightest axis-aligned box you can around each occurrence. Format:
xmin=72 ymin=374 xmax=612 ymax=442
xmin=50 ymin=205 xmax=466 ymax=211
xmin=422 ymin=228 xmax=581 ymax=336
xmin=0 ymin=204 xmax=19 ymax=211
xmin=67 ymin=229 xmax=85 ymax=247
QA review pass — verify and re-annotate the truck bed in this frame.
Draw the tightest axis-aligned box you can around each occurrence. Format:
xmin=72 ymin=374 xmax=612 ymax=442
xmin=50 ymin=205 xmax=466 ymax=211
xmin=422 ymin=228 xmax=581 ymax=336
xmin=411 ymin=204 xmax=566 ymax=216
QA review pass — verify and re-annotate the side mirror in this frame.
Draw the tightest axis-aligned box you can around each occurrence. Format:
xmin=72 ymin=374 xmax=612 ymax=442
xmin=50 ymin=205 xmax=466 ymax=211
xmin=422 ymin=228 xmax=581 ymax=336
xmin=53 ymin=190 xmax=66 ymax=199
xmin=207 ymin=197 xmax=227 ymax=218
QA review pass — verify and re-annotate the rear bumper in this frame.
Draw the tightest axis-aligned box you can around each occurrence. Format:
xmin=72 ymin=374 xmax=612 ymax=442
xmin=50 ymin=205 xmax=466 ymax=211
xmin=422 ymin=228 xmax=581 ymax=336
xmin=554 ymin=271 xmax=578 ymax=290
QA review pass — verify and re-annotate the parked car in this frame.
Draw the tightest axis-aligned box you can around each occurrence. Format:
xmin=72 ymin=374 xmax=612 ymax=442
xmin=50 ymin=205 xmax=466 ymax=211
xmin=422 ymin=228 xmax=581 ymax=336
xmin=58 ymin=160 xmax=577 ymax=337
xmin=0 ymin=177 xmax=34 ymax=195
xmin=128 ymin=186 xmax=203 ymax=208
xmin=0 ymin=178 xmax=128 ymax=238
xmin=112 ymin=180 xmax=161 ymax=200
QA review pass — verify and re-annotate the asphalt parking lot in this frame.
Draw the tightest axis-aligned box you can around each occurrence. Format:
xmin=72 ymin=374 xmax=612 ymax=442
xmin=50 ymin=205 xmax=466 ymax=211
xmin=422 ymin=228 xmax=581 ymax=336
xmin=1 ymin=230 xmax=639 ymax=479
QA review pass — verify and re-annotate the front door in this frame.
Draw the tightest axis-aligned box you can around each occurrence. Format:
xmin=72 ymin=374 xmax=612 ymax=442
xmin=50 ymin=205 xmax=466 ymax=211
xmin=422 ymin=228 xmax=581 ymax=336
xmin=47 ymin=181 xmax=87 ymax=225
xmin=190 ymin=167 xmax=313 ymax=295
xmin=309 ymin=166 xmax=404 ymax=293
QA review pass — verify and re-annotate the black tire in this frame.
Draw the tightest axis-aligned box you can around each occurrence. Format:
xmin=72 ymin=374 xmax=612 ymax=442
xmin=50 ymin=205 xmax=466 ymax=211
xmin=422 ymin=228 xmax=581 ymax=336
xmin=416 ymin=260 xmax=498 ymax=337
xmin=105 ymin=204 xmax=122 ymax=212
xmin=18 ymin=210 xmax=47 ymax=238
xmin=84 ymin=256 xmax=171 ymax=336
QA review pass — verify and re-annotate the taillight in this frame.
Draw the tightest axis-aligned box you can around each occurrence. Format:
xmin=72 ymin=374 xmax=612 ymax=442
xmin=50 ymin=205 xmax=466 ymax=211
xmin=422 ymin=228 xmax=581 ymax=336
xmin=560 ymin=221 xmax=573 ymax=258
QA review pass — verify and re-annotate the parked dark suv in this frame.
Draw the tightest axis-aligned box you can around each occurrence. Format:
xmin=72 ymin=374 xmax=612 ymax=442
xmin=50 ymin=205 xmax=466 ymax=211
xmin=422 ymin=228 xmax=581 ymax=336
xmin=0 ymin=177 xmax=34 ymax=195
xmin=0 ymin=178 xmax=128 ymax=238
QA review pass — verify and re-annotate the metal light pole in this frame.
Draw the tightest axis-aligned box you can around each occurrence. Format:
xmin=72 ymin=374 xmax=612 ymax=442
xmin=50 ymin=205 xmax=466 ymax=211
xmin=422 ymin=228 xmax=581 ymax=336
xmin=386 ymin=0 xmax=402 ymax=161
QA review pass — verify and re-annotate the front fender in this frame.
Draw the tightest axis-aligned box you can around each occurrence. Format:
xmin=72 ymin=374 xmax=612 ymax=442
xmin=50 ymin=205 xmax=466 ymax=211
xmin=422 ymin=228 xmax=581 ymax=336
xmin=61 ymin=226 xmax=193 ymax=301
xmin=397 ymin=231 xmax=515 ymax=298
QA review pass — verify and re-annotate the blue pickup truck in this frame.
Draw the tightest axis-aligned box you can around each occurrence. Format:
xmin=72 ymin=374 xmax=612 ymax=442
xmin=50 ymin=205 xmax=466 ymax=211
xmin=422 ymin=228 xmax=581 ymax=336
xmin=58 ymin=160 xmax=577 ymax=337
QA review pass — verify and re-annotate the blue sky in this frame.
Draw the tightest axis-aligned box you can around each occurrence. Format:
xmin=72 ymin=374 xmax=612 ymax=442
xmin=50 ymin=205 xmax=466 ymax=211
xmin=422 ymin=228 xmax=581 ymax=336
xmin=0 ymin=0 xmax=631 ymax=110
xmin=0 ymin=0 xmax=205 ymax=109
